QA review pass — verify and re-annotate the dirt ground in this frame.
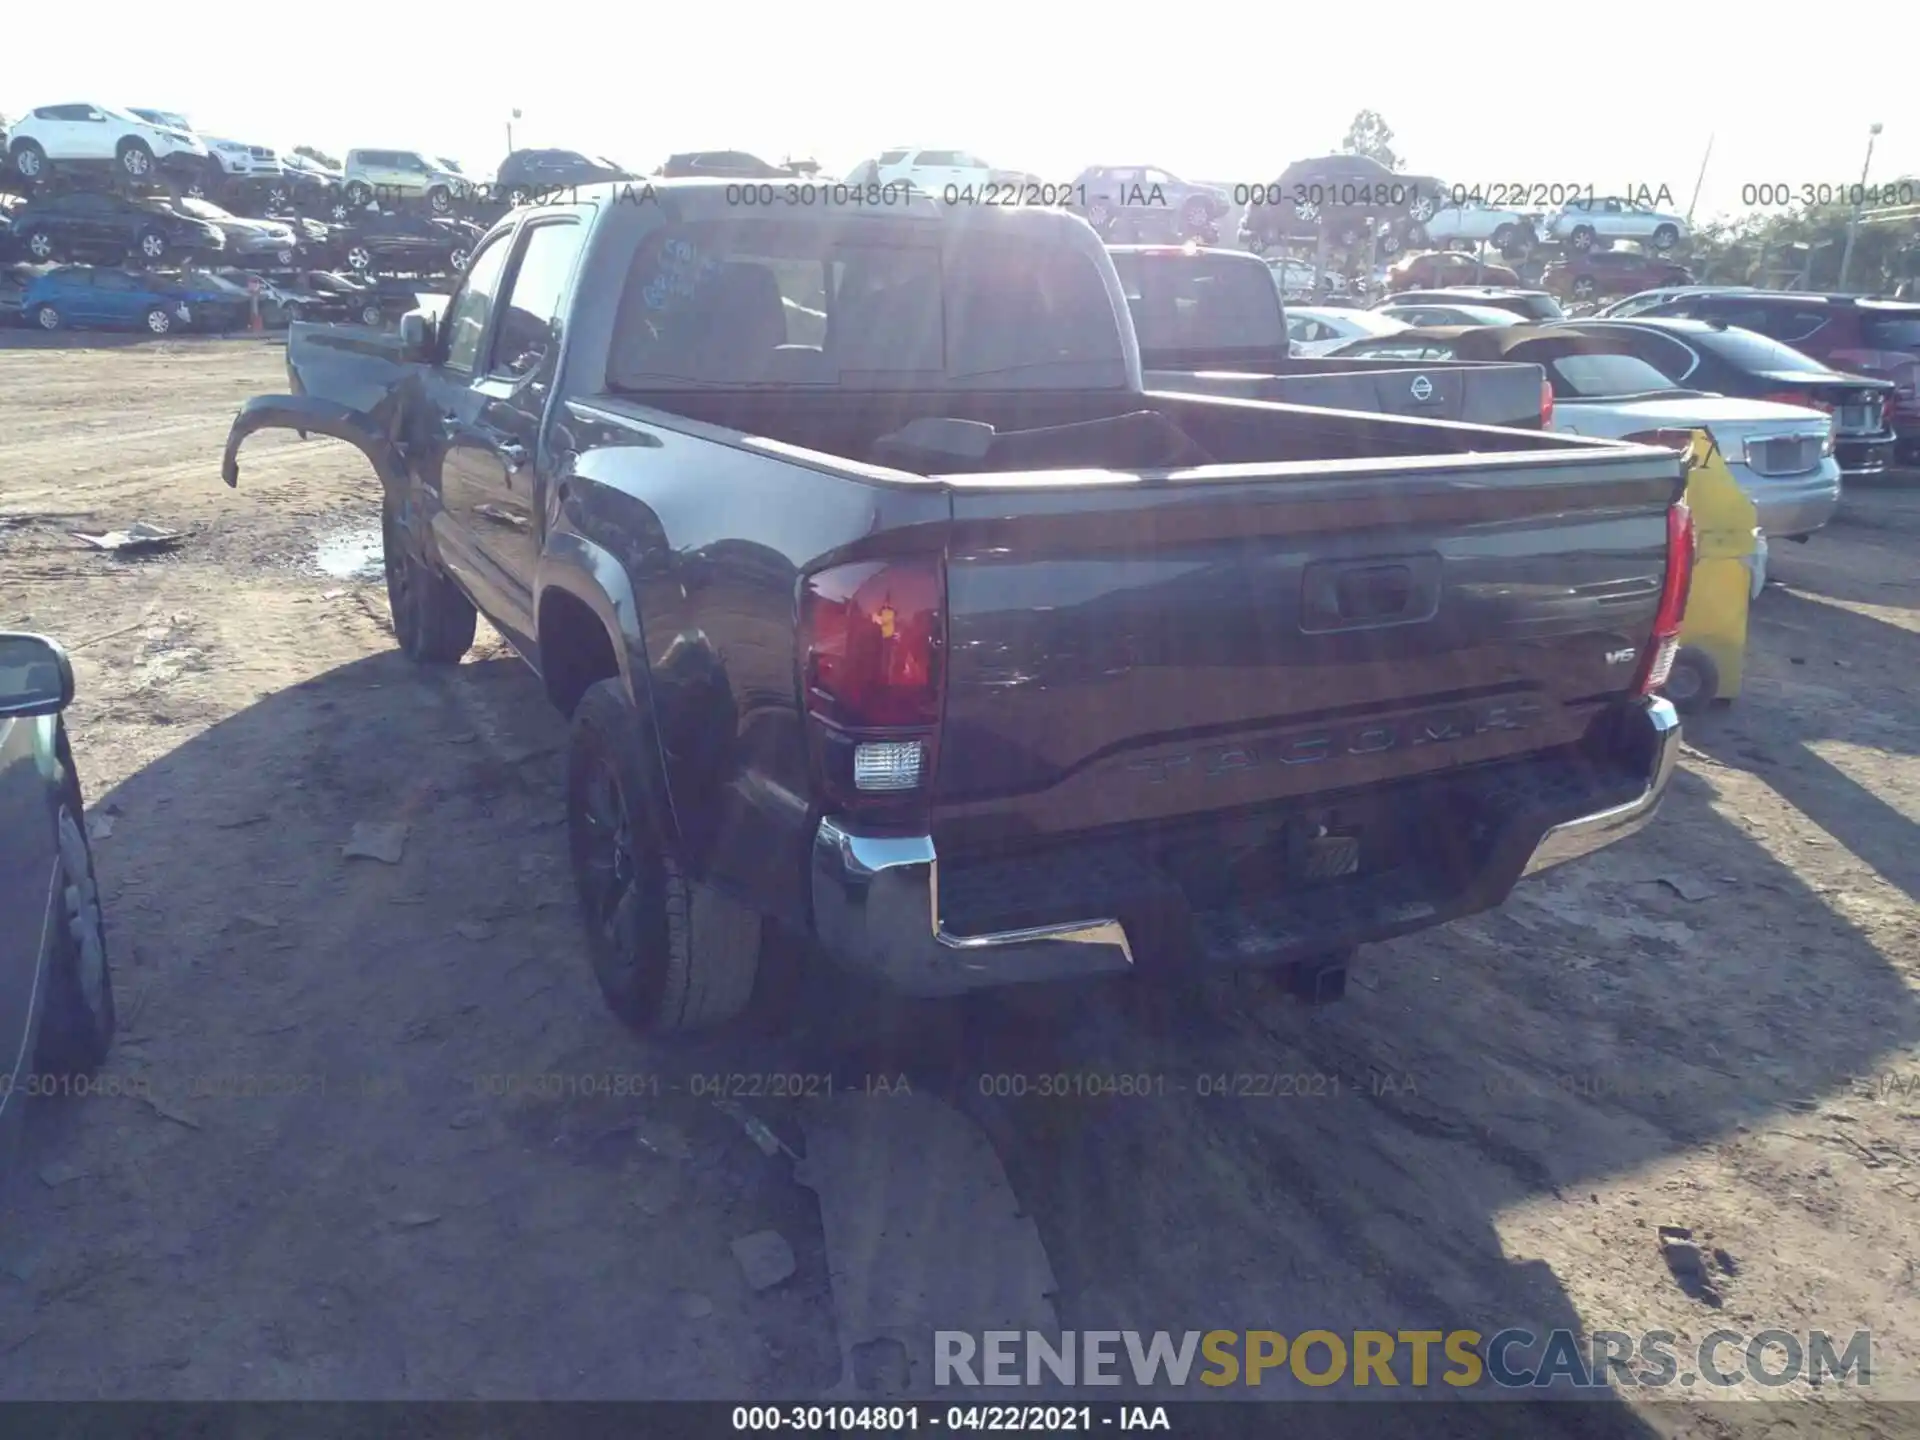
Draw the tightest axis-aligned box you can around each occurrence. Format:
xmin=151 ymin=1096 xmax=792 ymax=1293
xmin=0 ymin=335 xmax=1916 ymax=1435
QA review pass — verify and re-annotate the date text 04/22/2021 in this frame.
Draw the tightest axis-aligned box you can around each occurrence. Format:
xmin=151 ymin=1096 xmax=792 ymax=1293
xmin=730 ymin=1405 xmax=1171 ymax=1432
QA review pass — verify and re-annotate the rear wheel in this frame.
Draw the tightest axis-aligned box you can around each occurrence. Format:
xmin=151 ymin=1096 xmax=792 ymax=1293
xmin=11 ymin=140 xmax=46 ymax=179
xmin=1568 ymin=224 xmax=1597 ymax=253
xmin=1659 ymin=646 xmax=1719 ymax=714
xmin=33 ymin=303 xmax=62 ymax=331
xmin=360 ymin=301 xmax=382 ymax=326
xmin=1179 ymin=195 xmax=1211 ymax=233
xmin=144 ymin=306 xmax=173 ymax=335
xmin=346 ymin=244 xmax=372 ymax=272
xmin=136 ymin=229 xmax=168 ymax=263
xmin=1571 ymin=276 xmax=1597 ymax=300
xmin=1651 ymin=223 xmax=1680 ymax=252
xmin=382 ymin=501 xmax=475 ymax=663
xmin=567 ymin=679 xmax=762 ymax=1034
xmin=427 ymin=185 xmax=453 ymax=215
xmin=116 ymin=139 xmax=155 ymax=178
xmin=343 ymin=180 xmax=373 ymax=208
xmin=35 ymin=747 xmax=115 ymax=1077
xmin=23 ymin=227 xmax=56 ymax=262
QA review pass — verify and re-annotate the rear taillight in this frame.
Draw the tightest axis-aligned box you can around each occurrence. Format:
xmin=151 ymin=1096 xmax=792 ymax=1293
xmin=799 ymin=557 xmax=945 ymax=810
xmin=1636 ymin=499 xmax=1695 ymax=696
xmin=1540 ymin=377 xmax=1554 ymax=428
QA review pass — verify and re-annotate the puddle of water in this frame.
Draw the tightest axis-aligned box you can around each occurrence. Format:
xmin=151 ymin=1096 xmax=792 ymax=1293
xmin=314 ymin=526 xmax=383 ymax=580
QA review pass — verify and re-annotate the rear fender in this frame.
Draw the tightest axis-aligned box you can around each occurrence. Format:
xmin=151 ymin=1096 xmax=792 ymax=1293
xmin=221 ymin=393 xmax=406 ymax=494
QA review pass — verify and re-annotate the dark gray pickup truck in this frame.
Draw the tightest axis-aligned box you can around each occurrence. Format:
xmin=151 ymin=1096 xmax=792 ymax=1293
xmin=223 ymin=183 xmax=1689 ymax=1034
xmin=1111 ymin=245 xmax=1553 ymax=430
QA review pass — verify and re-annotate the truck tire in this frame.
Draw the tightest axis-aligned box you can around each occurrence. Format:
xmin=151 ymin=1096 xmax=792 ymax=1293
xmin=566 ymin=678 xmax=761 ymax=1034
xmin=36 ymin=745 xmax=116 ymax=1077
xmin=11 ymin=139 xmax=46 ymax=179
xmin=1659 ymin=646 xmax=1719 ymax=714
xmin=382 ymin=504 xmax=475 ymax=663
xmin=117 ymin=138 xmax=155 ymax=178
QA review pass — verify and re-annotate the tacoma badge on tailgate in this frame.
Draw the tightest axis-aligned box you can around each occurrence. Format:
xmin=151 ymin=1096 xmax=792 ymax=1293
xmin=1127 ymin=697 xmax=1545 ymax=784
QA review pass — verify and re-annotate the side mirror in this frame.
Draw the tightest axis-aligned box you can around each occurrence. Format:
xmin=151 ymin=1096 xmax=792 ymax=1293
xmin=399 ymin=310 xmax=435 ymax=360
xmin=0 ymin=633 xmax=75 ymax=718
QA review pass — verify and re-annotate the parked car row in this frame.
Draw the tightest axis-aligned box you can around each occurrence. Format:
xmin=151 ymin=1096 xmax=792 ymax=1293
xmin=3 ymin=260 xmax=429 ymax=334
xmin=0 ymin=187 xmax=480 ymax=278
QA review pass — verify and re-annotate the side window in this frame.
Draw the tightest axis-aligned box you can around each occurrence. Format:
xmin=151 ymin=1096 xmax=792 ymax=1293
xmin=915 ymin=151 xmax=959 ymax=168
xmin=441 ymin=236 xmax=513 ymax=375
xmin=489 ymin=220 xmax=584 ymax=378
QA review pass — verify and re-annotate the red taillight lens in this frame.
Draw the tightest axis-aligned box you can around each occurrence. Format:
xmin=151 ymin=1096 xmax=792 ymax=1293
xmin=1540 ymin=377 xmax=1554 ymax=428
xmin=1637 ymin=499 xmax=1695 ymax=696
xmin=800 ymin=558 xmax=944 ymax=729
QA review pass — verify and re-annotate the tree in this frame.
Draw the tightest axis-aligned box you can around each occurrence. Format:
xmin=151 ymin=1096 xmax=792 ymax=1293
xmin=1687 ymin=185 xmax=1920 ymax=291
xmin=292 ymin=144 xmax=341 ymax=170
xmin=1339 ymin=110 xmax=1400 ymax=171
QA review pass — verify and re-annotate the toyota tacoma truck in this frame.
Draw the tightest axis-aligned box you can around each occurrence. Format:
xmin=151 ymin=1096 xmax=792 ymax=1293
xmin=1109 ymin=244 xmax=1554 ymax=431
xmin=222 ymin=183 xmax=1689 ymax=1033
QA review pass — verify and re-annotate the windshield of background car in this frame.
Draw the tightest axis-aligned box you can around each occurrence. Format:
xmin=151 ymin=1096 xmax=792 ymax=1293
xmin=1108 ymin=251 xmax=1284 ymax=352
xmin=608 ymin=219 xmax=1123 ymax=387
xmin=1861 ymin=314 xmax=1920 ymax=349
xmin=1540 ymin=351 xmax=1680 ymax=397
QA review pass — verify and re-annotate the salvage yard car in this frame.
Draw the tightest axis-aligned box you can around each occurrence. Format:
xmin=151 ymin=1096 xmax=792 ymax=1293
xmin=0 ymin=633 xmax=116 ymax=1148
xmin=1331 ymin=323 xmax=1842 ymax=538
xmin=22 ymin=266 xmax=241 ymax=334
xmin=1544 ymin=195 xmax=1689 ymax=253
xmin=1551 ymin=316 xmax=1898 ymax=481
xmin=9 ymin=189 xmax=226 ymax=266
xmin=222 ymin=181 xmax=1690 ymax=1033
xmin=6 ymin=103 xmax=208 ymax=182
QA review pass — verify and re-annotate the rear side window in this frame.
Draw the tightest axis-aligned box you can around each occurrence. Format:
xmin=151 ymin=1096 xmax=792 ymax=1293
xmin=490 ymin=220 xmax=583 ymax=378
xmin=914 ymin=151 xmax=960 ymax=167
xmin=877 ymin=150 xmax=909 ymax=165
xmin=1543 ymin=353 xmax=1679 ymax=398
xmin=607 ymin=218 xmax=1122 ymax=386
xmin=441 ymin=236 xmax=512 ymax=374
xmin=1861 ymin=315 xmax=1920 ymax=349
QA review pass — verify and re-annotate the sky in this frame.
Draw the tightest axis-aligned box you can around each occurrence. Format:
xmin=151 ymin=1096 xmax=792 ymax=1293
xmin=10 ymin=0 xmax=1916 ymax=224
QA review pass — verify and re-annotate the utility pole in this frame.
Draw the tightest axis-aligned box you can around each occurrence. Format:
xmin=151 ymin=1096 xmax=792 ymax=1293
xmin=1837 ymin=122 xmax=1883 ymax=292
xmin=506 ymin=108 xmax=522 ymax=155
xmin=1685 ymin=133 xmax=1714 ymax=225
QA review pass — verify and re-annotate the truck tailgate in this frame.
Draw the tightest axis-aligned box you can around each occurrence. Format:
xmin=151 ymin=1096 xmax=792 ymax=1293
xmin=1142 ymin=361 xmax=1546 ymax=429
xmin=931 ymin=445 xmax=1683 ymax=856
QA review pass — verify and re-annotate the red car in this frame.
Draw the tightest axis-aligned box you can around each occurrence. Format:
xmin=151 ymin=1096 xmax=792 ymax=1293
xmin=1386 ymin=250 xmax=1520 ymax=291
xmin=1633 ymin=292 xmax=1920 ymax=458
xmin=1542 ymin=251 xmax=1693 ymax=301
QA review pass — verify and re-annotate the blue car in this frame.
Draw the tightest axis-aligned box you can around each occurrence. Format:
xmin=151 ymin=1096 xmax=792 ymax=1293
xmin=21 ymin=266 xmax=243 ymax=336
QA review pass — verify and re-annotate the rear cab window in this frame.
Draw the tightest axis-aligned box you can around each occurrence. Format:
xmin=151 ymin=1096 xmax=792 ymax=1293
xmin=606 ymin=217 xmax=1124 ymax=387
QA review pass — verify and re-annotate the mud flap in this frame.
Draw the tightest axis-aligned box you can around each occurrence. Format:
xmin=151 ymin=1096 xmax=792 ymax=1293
xmin=221 ymin=393 xmax=405 ymax=494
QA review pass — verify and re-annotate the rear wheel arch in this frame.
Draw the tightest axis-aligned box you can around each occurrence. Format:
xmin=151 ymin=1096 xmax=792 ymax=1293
xmin=538 ymin=583 xmax=625 ymax=717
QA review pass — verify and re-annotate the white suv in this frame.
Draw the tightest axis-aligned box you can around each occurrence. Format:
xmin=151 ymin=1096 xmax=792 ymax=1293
xmin=872 ymin=148 xmax=994 ymax=197
xmin=130 ymin=109 xmax=281 ymax=183
xmin=7 ymin=102 xmax=208 ymax=181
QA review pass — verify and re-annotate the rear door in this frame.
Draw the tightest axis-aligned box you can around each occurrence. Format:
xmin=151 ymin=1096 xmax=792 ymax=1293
xmin=441 ymin=213 xmax=586 ymax=608
xmin=417 ymin=229 xmax=528 ymax=638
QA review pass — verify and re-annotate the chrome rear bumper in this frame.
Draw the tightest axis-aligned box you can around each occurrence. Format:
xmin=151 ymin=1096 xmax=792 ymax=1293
xmin=811 ymin=697 xmax=1683 ymax=996
xmin=1522 ymin=696 xmax=1682 ymax=876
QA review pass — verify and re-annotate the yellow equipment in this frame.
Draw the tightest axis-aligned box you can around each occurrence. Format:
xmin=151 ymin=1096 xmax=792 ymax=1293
xmin=1664 ymin=429 xmax=1761 ymax=713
